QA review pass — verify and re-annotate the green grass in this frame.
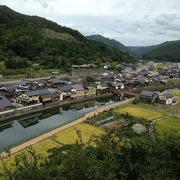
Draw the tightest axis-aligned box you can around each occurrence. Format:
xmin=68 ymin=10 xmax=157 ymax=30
xmin=0 ymin=138 xmax=58 ymax=171
xmin=156 ymin=116 xmax=180 ymax=134
xmin=173 ymin=91 xmax=180 ymax=96
xmin=114 ymin=106 xmax=163 ymax=120
xmin=54 ymin=123 xmax=103 ymax=145
xmin=0 ymin=123 xmax=103 ymax=172
xmin=1 ymin=67 xmax=69 ymax=79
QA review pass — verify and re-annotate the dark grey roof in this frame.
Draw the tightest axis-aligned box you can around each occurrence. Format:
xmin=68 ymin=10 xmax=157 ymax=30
xmin=100 ymin=83 xmax=109 ymax=87
xmin=0 ymin=95 xmax=12 ymax=109
xmin=27 ymin=89 xmax=49 ymax=96
xmin=140 ymin=91 xmax=157 ymax=97
xmin=50 ymin=92 xmax=60 ymax=98
xmin=50 ymin=78 xmax=61 ymax=84
xmin=115 ymin=83 xmax=124 ymax=86
xmin=161 ymin=93 xmax=173 ymax=98
xmin=57 ymin=85 xmax=72 ymax=92
xmin=133 ymin=78 xmax=146 ymax=83
xmin=1 ymin=84 xmax=17 ymax=91
xmin=72 ymin=84 xmax=84 ymax=91
xmin=17 ymin=80 xmax=32 ymax=86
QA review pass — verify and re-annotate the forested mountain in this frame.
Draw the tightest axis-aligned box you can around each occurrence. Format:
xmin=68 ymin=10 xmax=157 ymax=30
xmin=0 ymin=6 xmax=135 ymax=69
xmin=86 ymin=34 xmax=130 ymax=53
xmin=128 ymin=45 xmax=158 ymax=57
xmin=142 ymin=40 xmax=180 ymax=62
xmin=128 ymin=40 xmax=180 ymax=62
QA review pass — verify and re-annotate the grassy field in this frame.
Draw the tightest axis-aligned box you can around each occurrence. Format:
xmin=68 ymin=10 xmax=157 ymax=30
xmin=0 ymin=123 xmax=103 ymax=172
xmin=0 ymin=67 xmax=70 ymax=80
xmin=174 ymin=96 xmax=180 ymax=104
xmin=54 ymin=123 xmax=103 ymax=145
xmin=156 ymin=116 xmax=180 ymax=133
xmin=173 ymin=90 xmax=180 ymax=96
xmin=114 ymin=103 xmax=180 ymax=133
xmin=114 ymin=106 xmax=163 ymax=120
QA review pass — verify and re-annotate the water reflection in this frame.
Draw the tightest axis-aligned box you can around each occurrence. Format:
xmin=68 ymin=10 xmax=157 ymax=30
xmin=0 ymin=121 xmax=13 ymax=132
xmin=0 ymin=97 xmax=115 ymax=151
xmin=18 ymin=113 xmax=41 ymax=128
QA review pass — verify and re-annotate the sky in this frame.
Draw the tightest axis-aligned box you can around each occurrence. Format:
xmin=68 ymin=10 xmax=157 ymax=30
xmin=1 ymin=0 xmax=180 ymax=46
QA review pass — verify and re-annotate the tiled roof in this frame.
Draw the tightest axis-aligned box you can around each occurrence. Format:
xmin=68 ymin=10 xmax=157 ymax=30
xmin=0 ymin=95 xmax=12 ymax=109
xmin=27 ymin=89 xmax=49 ymax=96
xmin=140 ymin=91 xmax=157 ymax=97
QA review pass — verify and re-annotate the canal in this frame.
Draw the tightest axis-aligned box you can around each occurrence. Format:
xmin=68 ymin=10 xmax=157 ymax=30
xmin=0 ymin=97 xmax=117 ymax=152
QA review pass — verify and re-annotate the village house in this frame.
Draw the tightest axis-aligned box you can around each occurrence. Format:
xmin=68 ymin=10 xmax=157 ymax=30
xmin=51 ymin=92 xmax=63 ymax=101
xmin=96 ymin=83 xmax=109 ymax=90
xmin=71 ymin=84 xmax=86 ymax=98
xmin=48 ymin=88 xmax=63 ymax=101
xmin=0 ymin=84 xmax=17 ymax=93
xmin=16 ymin=89 xmax=50 ymax=105
xmin=0 ymin=84 xmax=18 ymax=101
xmin=111 ymin=83 xmax=125 ymax=90
xmin=101 ymin=73 xmax=115 ymax=81
xmin=49 ymin=78 xmax=62 ymax=86
xmin=159 ymin=93 xmax=173 ymax=105
xmin=49 ymin=78 xmax=72 ymax=87
xmin=17 ymin=80 xmax=32 ymax=89
xmin=0 ymin=95 xmax=13 ymax=111
xmin=133 ymin=77 xmax=148 ymax=85
xmin=56 ymin=84 xmax=72 ymax=99
xmin=85 ymin=86 xmax=96 ymax=96
xmin=139 ymin=90 xmax=159 ymax=103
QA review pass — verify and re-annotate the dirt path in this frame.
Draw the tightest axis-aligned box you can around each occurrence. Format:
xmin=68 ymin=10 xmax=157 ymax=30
xmin=1 ymin=98 xmax=134 ymax=158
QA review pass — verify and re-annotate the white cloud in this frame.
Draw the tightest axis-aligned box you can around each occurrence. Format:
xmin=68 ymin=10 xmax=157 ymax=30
xmin=1 ymin=0 xmax=180 ymax=46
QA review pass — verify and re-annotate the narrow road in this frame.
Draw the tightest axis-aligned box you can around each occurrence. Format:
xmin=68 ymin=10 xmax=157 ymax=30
xmin=0 ymin=77 xmax=50 ymax=86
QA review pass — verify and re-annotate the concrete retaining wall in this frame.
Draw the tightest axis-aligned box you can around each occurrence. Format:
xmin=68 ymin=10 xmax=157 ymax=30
xmin=0 ymin=94 xmax=112 ymax=122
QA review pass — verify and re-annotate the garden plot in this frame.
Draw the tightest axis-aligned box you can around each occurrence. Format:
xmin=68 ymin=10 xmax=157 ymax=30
xmin=114 ymin=107 xmax=163 ymax=120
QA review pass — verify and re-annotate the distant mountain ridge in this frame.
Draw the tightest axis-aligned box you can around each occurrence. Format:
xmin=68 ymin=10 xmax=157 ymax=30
xmin=0 ymin=5 xmax=135 ymax=70
xmin=128 ymin=40 xmax=180 ymax=62
xmin=142 ymin=40 xmax=180 ymax=62
xmin=127 ymin=46 xmax=158 ymax=57
xmin=86 ymin=34 xmax=130 ymax=53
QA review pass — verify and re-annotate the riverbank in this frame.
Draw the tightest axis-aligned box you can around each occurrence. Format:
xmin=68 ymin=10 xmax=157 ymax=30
xmin=0 ymin=93 xmax=112 ymax=122
xmin=1 ymin=98 xmax=134 ymax=157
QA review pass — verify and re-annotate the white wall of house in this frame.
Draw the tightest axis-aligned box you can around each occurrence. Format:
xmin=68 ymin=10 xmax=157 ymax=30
xmin=165 ymin=98 xmax=173 ymax=105
xmin=97 ymin=85 xmax=107 ymax=90
xmin=59 ymin=93 xmax=64 ymax=101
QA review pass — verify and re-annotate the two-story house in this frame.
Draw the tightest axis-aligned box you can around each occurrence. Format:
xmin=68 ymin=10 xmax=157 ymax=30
xmin=16 ymin=89 xmax=50 ymax=105
xmin=159 ymin=93 xmax=173 ymax=105
xmin=71 ymin=84 xmax=86 ymax=99
xmin=139 ymin=91 xmax=159 ymax=103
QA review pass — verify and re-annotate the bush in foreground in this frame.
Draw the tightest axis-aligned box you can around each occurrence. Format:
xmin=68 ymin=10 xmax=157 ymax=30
xmin=1 ymin=129 xmax=180 ymax=180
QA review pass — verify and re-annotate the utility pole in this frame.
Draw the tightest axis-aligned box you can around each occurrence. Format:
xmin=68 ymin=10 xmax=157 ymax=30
xmin=76 ymin=129 xmax=83 ymax=147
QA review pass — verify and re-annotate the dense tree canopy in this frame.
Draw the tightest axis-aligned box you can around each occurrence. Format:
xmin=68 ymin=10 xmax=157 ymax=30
xmin=143 ymin=40 xmax=180 ymax=62
xmin=0 ymin=6 xmax=135 ymax=70
xmin=1 ymin=118 xmax=179 ymax=180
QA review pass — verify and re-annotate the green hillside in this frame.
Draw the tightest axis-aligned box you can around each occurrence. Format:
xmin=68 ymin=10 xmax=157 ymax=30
xmin=128 ymin=46 xmax=158 ymax=57
xmin=143 ymin=40 xmax=180 ymax=62
xmin=128 ymin=40 xmax=180 ymax=62
xmin=0 ymin=6 xmax=135 ymax=70
xmin=86 ymin=34 xmax=130 ymax=53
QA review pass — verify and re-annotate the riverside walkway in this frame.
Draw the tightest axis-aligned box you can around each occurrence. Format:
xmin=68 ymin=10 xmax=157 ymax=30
xmin=1 ymin=98 xmax=133 ymax=157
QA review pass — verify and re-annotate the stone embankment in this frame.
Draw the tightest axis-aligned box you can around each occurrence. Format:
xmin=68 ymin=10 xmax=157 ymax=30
xmin=0 ymin=94 xmax=112 ymax=122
